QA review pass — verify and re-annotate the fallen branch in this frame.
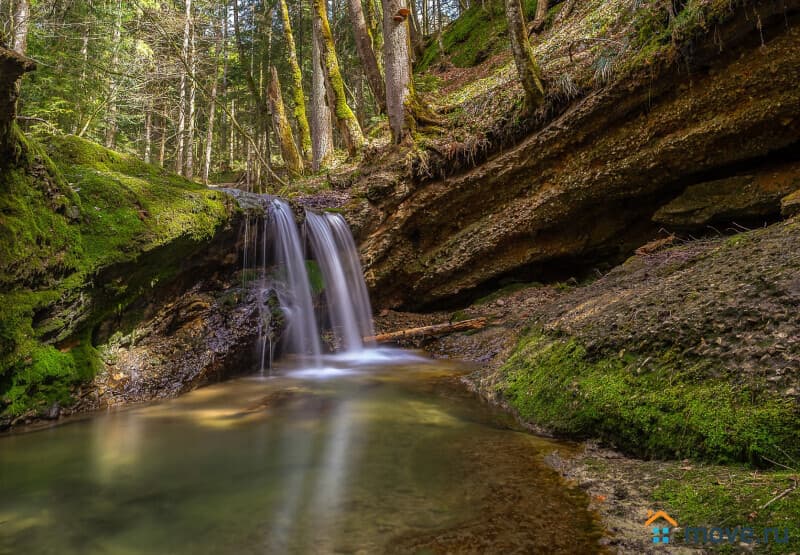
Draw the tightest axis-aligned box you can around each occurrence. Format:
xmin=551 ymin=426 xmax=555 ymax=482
xmin=759 ymin=484 xmax=797 ymax=510
xmin=365 ymin=317 xmax=488 ymax=343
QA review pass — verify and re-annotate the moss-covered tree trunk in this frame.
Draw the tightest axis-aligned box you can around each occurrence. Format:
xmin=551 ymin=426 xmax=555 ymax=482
xmin=505 ymin=0 xmax=544 ymax=112
xmin=365 ymin=0 xmax=384 ymax=72
xmin=268 ymin=66 xmax=304 ymax=176
xmin=313 ymin=0 xmax=365 ymax=155
xmin=348 ymin=0 xmax=386 ymax=113
xmin=311 ymin=16 xmax=334 ymax=171
xmin=0 ymin=47 xmax=35 ymax=157
xmin=279 ymin=0 xmax=312 ymax=162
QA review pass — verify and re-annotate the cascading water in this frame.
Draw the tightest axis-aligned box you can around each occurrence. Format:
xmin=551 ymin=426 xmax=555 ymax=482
xmin=305 ymin=211 xmax=375 ymax=352
xmin=241 ymin=195 xmax=377 ymax=373
xmin=264 ymin=200 xmax=323 ymax=369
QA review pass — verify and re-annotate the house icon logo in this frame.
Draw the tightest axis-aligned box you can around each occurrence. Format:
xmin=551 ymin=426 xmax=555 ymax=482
xmin=646 ymin=510 xmax=678 ymax=545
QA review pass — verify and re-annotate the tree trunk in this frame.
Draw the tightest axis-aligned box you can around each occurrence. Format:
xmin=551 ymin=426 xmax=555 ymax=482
xmin=0 ymin=47 xmax=35 ymax=155
xmin=104 ymin=1 xmax=122 ymax=149
xmin=176 ymin=0 xmax=192 ymax=175
xmin=229 ymin=99 xmax=235 ymax=170
xmin=268 ymin=66 xmax=304 ymax=176
xmin=144 ymin=107 xmax=152 ymax=164
xmin=365 ymin=318 xmax=488 ymax=343
xmin=366 ymin=0 xmax=384 ymax=68
xmin=159 ymin=111 xmax=167 ymax=167
xmin=408 ymin=1 xmax=424 ymax=59
xmin=310 ymin=15 xmax=334 ymax=171
xmin=347 ymin=0 xmax=386 ymax=114
xmin=220 ymin=0 xmax=229 ymax=172
xmin=313 ymin=0 xmax=364 ymax=155
xmin=203 ymin=59 xmax=219 ymax=184
xmin=506 ymin=0 xmax=544 ymax=112
xmin=531 ymin=0 xmax=548 ymax=33
xmin=382 ymin=0 xmax=416 ymax=143
xmin=279 ymin=0 xmax=312 ymax=162
xmin=11 ymin=0 xmax=30 ymax=55
xmin=185 ymin=8 xmax=196 ymax=179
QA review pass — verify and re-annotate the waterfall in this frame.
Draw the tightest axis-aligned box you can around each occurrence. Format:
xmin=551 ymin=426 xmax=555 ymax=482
xmin=242 ymin=196 xmax=376 ymax=372
xmin=265 ymin=200 xmax=322 ymax=368
xmin=305 ymin=212 xmax=375 ymax=352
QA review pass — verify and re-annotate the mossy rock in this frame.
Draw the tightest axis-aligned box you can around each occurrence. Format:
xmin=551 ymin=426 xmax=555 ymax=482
xmin=0 ymin=130 xmax=236 ymax=418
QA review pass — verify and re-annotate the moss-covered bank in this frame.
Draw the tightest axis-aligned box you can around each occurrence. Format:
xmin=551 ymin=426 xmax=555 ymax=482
xmin=501 ymin=330 xmax=799 ymax=464
xmin=0 ymin=129 xmax=235 ymax=421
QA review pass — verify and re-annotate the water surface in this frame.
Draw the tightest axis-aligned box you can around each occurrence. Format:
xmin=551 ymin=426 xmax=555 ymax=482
xmin=0 ymin=352 xmax=603 ymax=554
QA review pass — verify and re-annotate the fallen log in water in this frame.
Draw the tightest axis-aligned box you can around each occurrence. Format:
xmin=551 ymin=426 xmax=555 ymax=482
xmin=365 ymin=317 xmax=488 ymax=343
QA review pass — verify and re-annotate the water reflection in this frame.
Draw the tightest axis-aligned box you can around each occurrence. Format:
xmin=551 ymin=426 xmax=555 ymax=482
xmin=0 ymin=355 xmax=604 ymax=554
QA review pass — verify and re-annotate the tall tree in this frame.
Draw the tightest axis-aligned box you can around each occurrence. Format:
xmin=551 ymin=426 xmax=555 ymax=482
xmin=175 ymin=0 xmax=192 ymax=174
xmin=268 ymin=66 xmax=303 ymax=175
xmin=381 ymin=0 xmax=420 ymax=143
xmin=185 ymin=5 xmax=197 ymax=179
xmin=104 ymin=0 xmax=122 ymax=149
xmin=203 ymin=32 xmax=221 ymax=184
xmin=313 ymin=0 xmax=364 ymax=155
xmin=347 ymin=0 xmax=386 ymax=113
xmin=310 ymin=14 xmax=333 ymax=171
xmin=278 ymin=0 xmax=312 ymax=162
xmin=505 ymin=0 xmax=544 ymax=111
xmin=11 ymin=0 xmax=30 ymax=55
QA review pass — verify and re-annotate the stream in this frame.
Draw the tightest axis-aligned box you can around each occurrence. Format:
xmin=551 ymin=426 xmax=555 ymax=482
xmin=0 ymin=351 xmax=604 ymax=554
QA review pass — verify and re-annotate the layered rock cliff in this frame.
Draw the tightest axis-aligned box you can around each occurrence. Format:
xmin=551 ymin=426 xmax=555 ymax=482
xmin=355 ymin=0 xmax=800 ymax=309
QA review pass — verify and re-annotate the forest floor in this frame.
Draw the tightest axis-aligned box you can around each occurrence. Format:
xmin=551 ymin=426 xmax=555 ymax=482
xmin=373 ymin=218 xmax=800 ymax=553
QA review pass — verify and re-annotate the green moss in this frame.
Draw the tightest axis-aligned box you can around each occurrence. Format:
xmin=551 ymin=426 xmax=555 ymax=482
xmin=0 ymin=131 xmax=235 ymax=418
xmin=417 ymin=0 xmax=539 ymax=72
xmin=500 ymin=330 xmax=800 ymax=463
xmin=653 ymin=465 xmax=800 ymax=553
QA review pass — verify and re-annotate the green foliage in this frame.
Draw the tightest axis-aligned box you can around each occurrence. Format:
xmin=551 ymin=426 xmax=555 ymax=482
xmin=500 ymin=330 xmax=800 ymax=464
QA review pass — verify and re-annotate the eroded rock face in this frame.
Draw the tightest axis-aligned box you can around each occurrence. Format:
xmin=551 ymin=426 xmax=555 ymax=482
xmin=357 ymin=5 xmax=800 ymax=309
xmin=76 ymin=279 xmax=260 ymax=411
xmin=653 ymin=162 xmax=800 ymax=228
